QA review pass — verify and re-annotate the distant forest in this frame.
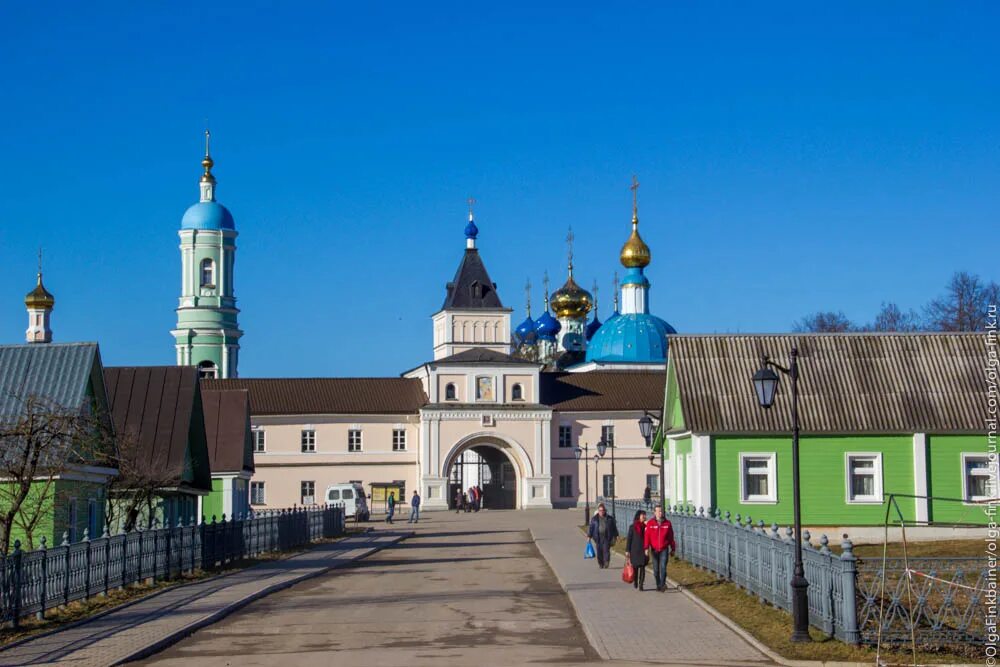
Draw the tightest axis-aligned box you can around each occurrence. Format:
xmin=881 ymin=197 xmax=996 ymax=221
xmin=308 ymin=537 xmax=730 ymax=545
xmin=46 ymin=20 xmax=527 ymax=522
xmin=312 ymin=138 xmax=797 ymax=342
xmin=794 ymin=272 xmax=998 ymax=333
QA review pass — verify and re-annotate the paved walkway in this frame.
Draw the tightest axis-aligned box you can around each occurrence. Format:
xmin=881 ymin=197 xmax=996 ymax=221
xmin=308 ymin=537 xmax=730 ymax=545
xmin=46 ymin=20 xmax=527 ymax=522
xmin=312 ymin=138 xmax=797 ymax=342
xmin=526 ymin=511 xmax=773 ymax=666
xmin=0 ymin=531 xmax=405 ymax=667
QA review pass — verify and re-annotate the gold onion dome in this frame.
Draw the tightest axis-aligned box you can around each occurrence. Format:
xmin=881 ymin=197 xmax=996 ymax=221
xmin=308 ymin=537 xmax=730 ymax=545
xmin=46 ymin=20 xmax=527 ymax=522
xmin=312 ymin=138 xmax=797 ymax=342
xmin=551 ymin=273 xmax=593 ymax=319
xmin=620 ymin=175 xmax=651 ymax=268
xmin=25 ymin=274 xmax=54 ymax=309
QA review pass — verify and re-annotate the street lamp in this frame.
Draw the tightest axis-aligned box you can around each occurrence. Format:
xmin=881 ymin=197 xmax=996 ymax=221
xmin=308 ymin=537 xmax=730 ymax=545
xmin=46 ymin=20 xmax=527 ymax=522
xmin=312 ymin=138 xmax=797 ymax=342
xmin=752 ymin=348 xmax=810 ymax=643
xmin=639 ymin=412 xmax=663 ymax=511
xmin=574 ymin=444 xmax=590 ymax=523
xmin=596 ymin=438 xmax=615 ymax=519
xmin=593 ymin=453 xmax=600 ymax=516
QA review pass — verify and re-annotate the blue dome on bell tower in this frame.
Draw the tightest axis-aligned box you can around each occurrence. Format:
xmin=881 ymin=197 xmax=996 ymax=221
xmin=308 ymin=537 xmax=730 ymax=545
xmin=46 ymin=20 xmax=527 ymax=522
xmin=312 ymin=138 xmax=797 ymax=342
xmin=180 ymin=131 xmax=235 ymax=231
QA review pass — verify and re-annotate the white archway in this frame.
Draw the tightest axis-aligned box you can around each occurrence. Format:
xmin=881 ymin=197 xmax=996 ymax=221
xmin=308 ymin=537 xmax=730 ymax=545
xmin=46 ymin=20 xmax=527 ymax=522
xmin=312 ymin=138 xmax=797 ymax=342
xmin=441 ymin=431 xmax=535 ymax=479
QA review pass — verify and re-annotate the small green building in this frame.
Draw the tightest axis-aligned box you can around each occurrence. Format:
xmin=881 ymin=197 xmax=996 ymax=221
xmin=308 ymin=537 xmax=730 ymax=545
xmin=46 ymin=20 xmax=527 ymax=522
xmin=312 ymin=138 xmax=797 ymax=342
xmin=0 ymin=342 xmax=119 ymax=550
xmin=200 ymin=388 xmax=254 ymax=520
xmin=658 ymin=333 xmax=993 ymax=527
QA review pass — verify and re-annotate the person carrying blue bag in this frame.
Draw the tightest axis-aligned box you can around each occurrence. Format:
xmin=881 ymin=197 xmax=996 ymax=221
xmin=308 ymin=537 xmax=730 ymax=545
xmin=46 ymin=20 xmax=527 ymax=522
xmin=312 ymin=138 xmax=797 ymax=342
xmin=586 ymin=503 xmax=619 ymax=568
xmin=584 ymin=540 xmax=596 ymax=559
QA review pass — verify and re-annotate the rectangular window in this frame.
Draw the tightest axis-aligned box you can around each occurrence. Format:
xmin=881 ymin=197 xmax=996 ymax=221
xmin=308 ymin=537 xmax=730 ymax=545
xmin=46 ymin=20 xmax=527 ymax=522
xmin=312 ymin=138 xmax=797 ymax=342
xmin=558 ymin=425 xmax=573 ymax=448
xmin=963 ymin=454 xmax=995 ymax=502
xmin=348 ymin=429 xmax=363 ymax=452
xmin=392 ymin=429 xmax=406 ymax=451
xmin=251 ymin=482 xmax=265 ymax=505
xmin=602 ymin=474 xmax=615 ymax=498
xmin=301 ymin=429 xmax=316 ymax=453
xmin=88 ymin=499 xmax=98 ymax=538
xmin=252 ymin=428 xmax=266 ymax=453
xmin=601 ymin=425 xmax=615 ymax=447
xmin=558 ymin=475 xmax=573 ymax=498
xmin=645 ymin=474 xmax=660 ymax=494
xmin=846 ymin=453 xmax=883 ymax=503
xmin=301 ymin=481 xmax=315 ymax=505
xmin=740 ymin=453 xmax=777 ymax=503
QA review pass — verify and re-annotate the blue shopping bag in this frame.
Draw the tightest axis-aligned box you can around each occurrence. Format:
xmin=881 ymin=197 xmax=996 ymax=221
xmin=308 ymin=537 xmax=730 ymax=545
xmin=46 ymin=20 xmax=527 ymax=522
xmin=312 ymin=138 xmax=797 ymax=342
xmin=584 ymin=540 xmax=596 ymax=559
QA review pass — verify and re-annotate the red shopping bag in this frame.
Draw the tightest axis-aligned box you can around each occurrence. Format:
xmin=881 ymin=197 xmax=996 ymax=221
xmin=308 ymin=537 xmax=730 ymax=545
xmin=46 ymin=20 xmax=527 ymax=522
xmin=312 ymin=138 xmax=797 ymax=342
xmin=622 ymin=560 xmax=635 ymax=584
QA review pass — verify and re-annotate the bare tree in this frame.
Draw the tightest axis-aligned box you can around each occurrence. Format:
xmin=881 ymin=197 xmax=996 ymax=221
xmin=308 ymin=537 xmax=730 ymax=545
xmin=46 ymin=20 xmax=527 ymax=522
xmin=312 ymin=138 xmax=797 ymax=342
xmin=924 ymin=272 xmax=1000 ymax=332
xmin=0 ymin=394 xmax=115 ymax=553
xmin=103 ymin=426 xmax=177 ymax=533
xmin=860 ymin=302 xmax=923 ymax=332
xmin=793 ymin=311 xmax=855 ymax=333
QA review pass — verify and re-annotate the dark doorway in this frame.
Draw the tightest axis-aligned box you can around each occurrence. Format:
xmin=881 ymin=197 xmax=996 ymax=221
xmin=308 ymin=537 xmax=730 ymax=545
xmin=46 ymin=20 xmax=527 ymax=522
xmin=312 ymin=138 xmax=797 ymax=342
xmin=448 ymin=445 xmax=517 ymax=510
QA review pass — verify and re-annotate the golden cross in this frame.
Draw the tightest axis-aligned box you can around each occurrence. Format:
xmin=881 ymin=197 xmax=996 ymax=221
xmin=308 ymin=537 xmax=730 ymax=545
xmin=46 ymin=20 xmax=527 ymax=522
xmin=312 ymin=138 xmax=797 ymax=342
xmin=630 ymin=174 xmax=639 ymax=215
xmin=524 ymin=278 xmax=532 ymax=313
xmin=204 ymin=128 xmax=211 ymax=157
xmin=566 ymin=226 xmax=575 ymax=268
xmin=37 ymin=247 xmax=43 ymax=274
xmin=467 ymin=197 xmax=476 ymax=217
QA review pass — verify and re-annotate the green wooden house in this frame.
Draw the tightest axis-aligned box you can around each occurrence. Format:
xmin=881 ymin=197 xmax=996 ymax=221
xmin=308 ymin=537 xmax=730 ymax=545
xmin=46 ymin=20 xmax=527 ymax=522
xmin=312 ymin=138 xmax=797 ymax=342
xmin=658 ymin=333 xmax=993 ymax=527
xmin=200 ymin=388 xmax=254 ymax=520
xmin=103 ymin=366 xmax=212 ymax=530
xmin=0 ymin=343 xmax=119 ymax=550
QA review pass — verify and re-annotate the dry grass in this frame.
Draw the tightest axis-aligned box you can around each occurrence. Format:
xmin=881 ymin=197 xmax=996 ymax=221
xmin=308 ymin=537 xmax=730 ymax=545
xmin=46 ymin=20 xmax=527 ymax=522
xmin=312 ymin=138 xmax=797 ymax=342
xmin=0 ymin=529 xmax=362 ymax=648
xmin=585 ymin=527 xmax=978 ymax=665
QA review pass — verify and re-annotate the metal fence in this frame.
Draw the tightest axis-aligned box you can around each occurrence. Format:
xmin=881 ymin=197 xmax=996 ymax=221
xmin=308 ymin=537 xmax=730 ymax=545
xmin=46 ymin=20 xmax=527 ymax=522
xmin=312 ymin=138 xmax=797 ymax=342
xmin=603 ymin=499 xmax=860 ymax=643
xmin=0 ymin=504 xmax=346 ymax=627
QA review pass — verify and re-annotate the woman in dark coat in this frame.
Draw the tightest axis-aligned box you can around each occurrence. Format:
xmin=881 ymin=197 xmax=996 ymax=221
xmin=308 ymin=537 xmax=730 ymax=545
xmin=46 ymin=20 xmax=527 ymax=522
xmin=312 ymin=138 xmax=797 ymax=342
xmin=625 ymin=509 xmax=648 ymax=590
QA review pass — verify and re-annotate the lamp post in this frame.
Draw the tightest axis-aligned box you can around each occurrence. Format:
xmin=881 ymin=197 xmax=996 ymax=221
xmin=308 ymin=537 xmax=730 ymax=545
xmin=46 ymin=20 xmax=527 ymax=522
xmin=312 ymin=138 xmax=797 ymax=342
xmin=752 ymin=347 xmax=810 ymax=643
xmin=639 ymin=412 xmax=663 ymax=511
xmin=593 ymin=453 xmax=601 ymax=514
xmin=574 ymin=444 xmax=589 ymax=523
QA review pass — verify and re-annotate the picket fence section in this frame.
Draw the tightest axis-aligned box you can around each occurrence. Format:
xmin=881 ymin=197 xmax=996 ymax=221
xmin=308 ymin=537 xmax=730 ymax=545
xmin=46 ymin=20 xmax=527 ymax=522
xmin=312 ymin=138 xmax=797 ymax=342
xmin=0 ymin=504 xmax=346 ymax=627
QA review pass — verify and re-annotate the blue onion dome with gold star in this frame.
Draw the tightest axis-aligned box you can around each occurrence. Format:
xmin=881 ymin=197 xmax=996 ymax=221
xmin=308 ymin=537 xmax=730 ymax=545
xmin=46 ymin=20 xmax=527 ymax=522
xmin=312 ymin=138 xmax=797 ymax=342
xmin=584 ymin=280 xmax=602 ymax=340
xmin=515 ymin=280 xmax=537 ymax=344
xmin=181 ymin=130 xmax=235 ymax=231
xmin=535 ymin=284 xmax=561 ymax=341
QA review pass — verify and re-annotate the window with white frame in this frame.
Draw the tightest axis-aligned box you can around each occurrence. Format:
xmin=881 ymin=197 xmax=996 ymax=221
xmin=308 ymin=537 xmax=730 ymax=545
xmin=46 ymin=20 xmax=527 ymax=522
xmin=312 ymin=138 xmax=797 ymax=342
xmin=645 ymin=474 xmax=660 ymax=494
xmin=252 ymin=428 xmax=266 ymax=453
xmin=963 ymin=454 xmax=996 ymax=502
xmin=846 ymin=453 xmax=883 ymax=503
xmin=348 ymin=429 xmax=362 ymax=452
xmin=200 ymin=258 xmax=215 ymax=287
xmin=601 ymin=425 xmax=615 ymax=447
xmin=392 ymin=429 xmax=406 ymax=451
xmin=740 ymin=453 xmax=777 ymax=503
xmin=251 ymin=482 xmax=265 ymax=505
xmin=301 ymin=481 xmax=315 ymax=505
xmin=558 ymin=425 xmax=573 ymax=448
xmin=559 ymin=475 xmax=573 ymax=497
xmin=301 ymin=429 xmax=316 ymax=452
xmin=602 ymin=474 xmax=615 ymax=498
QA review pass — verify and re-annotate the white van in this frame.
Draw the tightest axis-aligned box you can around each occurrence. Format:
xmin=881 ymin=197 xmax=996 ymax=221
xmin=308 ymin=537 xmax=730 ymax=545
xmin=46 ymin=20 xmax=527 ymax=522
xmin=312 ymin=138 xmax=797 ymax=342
xmin=325 ymin=482 xmax=369 ymax=520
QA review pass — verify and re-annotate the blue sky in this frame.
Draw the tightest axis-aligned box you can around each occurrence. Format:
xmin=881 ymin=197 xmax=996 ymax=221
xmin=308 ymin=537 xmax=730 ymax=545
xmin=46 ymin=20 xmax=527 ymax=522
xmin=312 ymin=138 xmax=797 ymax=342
xmin=0 ymin=3 xmax=996 ymax=376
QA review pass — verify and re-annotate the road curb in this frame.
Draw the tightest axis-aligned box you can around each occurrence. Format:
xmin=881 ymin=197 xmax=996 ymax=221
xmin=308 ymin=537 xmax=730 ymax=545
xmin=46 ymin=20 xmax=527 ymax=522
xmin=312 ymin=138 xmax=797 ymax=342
xmin=114 ymin=531 xmax=410 ymax=664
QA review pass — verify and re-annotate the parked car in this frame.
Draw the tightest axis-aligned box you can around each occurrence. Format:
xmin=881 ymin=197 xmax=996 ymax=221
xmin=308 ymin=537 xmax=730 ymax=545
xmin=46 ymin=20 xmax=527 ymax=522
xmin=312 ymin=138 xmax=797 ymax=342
xmin=325 ymin=482 xmax=369 ymax=520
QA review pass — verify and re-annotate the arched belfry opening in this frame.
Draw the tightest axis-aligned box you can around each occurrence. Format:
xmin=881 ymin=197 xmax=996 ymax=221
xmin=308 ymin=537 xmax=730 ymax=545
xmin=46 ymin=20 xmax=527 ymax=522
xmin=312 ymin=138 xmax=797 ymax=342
xmin=446 ymin=443 xmax=518 ymax=510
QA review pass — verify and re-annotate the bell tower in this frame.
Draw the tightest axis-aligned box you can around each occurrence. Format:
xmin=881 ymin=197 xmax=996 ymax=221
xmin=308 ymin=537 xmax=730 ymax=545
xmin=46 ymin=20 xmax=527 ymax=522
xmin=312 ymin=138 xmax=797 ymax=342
xmin=171 ymin=131 xmax=243 ymax=378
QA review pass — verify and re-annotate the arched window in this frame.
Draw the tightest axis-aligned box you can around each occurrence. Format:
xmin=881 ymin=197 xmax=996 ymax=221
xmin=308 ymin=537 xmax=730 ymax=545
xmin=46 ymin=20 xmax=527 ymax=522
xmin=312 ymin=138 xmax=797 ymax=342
xmin=200 ymin=258 xmax=215 ymax=287
xmin=512 ymin=383 xmax=524 ymax=401
xmin=445 ymin=383 xmax=457 ymax=401
xmin=198 ymin=360 xmax=218 ymax=379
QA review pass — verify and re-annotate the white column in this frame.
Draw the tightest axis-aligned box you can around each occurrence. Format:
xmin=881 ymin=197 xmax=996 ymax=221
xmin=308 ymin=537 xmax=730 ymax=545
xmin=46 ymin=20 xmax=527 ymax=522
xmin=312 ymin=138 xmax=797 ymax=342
xmin=691 ymin=435 xmax=713 ymax=511
xmin=222 ymin=476 xmax=233 ymax=517
xmin=668 ymin=437 xmax=677 ymax=505
xmin=913 ymin=433 xmax=929 ymax=523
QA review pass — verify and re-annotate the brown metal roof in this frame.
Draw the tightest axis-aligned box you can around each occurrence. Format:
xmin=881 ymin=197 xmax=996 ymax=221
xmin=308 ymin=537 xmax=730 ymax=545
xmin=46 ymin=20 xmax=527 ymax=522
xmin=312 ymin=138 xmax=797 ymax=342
xmin=669 ymin=333 xmax=989 ymax=434
xmin=541 ymin=371 xmax=665 ymax=412
xmin=202 ymin=378 xmax=428 ymax=416
xmin=201 ymin=389 xmax=254 ymax=475
xmin=103 ymin=367 xmax=212 ymax=492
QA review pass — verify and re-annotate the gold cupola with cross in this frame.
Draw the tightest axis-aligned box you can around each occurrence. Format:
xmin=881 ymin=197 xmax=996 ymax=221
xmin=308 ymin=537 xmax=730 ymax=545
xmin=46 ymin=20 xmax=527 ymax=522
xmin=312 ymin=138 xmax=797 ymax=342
xmin=620 ymin=175 xmax=651 ymax=268
xmin=25 ymin=249 xmax=55 ymax=344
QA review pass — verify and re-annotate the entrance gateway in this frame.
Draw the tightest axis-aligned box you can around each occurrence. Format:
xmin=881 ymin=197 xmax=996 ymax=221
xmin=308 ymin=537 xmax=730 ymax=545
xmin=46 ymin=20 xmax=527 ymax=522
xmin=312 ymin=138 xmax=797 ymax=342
xmin=447 ymin=445 xmax=517 ymax=509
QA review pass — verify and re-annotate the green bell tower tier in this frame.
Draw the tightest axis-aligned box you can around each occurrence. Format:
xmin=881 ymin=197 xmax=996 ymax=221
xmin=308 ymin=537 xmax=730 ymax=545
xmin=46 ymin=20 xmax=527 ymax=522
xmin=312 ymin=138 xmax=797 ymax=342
xmin=171 ymin=131 xmax=242 ymax=379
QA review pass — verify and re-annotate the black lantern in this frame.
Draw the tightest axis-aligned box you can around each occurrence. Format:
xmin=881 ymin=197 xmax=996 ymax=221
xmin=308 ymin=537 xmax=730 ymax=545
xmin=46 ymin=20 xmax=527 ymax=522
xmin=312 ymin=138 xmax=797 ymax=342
xmin=638 ymin=414 xmax=654 ymax=444
xmin=573 ymin=446 xmax=582 ymax=461
xmin=596 ymin=440 xmax=607 ymax=457
xmin=752 ymin=360 xmax=780 ymax=409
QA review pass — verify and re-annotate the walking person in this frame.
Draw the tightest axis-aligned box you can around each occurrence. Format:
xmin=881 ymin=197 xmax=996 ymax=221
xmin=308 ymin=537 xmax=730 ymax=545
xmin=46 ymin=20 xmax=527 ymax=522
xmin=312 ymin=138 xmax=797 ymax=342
xmin=385 ymin=491 xmax=396 ymax=524
xmin=408 ymin=490 xmax=421 ymax=523
xmin=644 ymin=505 xmax=675 ymax=591
xmin=454 ymin=489 xmax=463 ymax=513
xmin=475 ymin=485 xmax=483 ymax=511
xmin=625 ymin=509 xmax=648 ymax=591
xmin=586 ymin=503 xmax=618 ymax=569
xmin=466 ymin=487 xmax=475 ymax=513
xmin=642 ymin=485 xmax=652 ymax=510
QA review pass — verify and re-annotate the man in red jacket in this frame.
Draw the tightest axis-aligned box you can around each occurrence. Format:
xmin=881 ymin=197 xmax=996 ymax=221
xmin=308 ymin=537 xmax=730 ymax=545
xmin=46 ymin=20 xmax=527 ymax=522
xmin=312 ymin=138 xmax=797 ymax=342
xmin=643 ymin=505 xmax=676 ymax=592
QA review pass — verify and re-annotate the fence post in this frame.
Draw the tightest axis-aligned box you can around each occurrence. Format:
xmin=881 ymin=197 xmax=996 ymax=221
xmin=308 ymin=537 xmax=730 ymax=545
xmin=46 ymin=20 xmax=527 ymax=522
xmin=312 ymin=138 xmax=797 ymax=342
xmin=37 ymin=537 xmax=48 ymax=620
xmin=83 ymin=529 xmax=92 ymax=600
xmin=103 ymin=528 xmax=111 ymax=595
xmin=12 ymin=540 xmax=22 ymax=628
xmin=61 ymin=532 xmax=70 ymax=606
xmin=840 ymin=536 xmax=860 ymax=644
